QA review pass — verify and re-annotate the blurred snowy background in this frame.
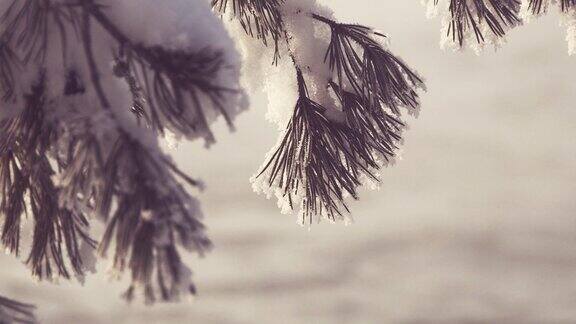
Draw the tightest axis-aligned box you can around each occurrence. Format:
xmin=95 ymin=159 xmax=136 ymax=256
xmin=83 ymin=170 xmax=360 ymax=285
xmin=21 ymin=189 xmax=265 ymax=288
xmin=2 ymin=0 xmax=576 ymax=323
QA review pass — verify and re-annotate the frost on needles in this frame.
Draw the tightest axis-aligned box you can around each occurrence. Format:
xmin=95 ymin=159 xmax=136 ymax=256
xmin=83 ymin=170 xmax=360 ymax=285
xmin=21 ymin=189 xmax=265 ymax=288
xmin=423 ymin=0 xmax=522 ymax=51
xmin=213 ymin=0 xmax=425 ymax=225
xmin=423 ymin=0 xmax=576 ymax=54
xmin=0 ymin=0 xmax=243 ymax=305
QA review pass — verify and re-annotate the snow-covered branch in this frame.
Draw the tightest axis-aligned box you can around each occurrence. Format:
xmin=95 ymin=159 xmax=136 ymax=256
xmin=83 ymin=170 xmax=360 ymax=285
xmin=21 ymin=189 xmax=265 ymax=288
xmin=0 ymin=0 xmax=243 ymax=302
xmin=423 ymin=0 xmax=576 ymax=54
xmin=216 ymin=0 xmax=425 ymax=224
xmin=423 ymin=0 xmax=522 ymax=52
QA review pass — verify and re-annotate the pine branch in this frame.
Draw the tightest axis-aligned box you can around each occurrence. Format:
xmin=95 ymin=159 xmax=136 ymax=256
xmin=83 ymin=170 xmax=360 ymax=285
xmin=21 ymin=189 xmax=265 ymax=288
xmin=0 ymin=295 xmax=36 ymax=324
xmin=256 ymin=64 xmax=414 ymax=223
xmin=52 ymin=108 xmax=210 ymax=302
xmin=1 ymin=0 xmax=240 ymax=142
xmin=76 ymin=1 xmax=214 ymax=300
xmin=96 ymin=134 xmax=211 ymax=303
xmin=427 ymin=0 xmax=521 ymax=49
xmin=252 ymin=10 xmax=424 ymax=223
xmin=257 ymin=70 xmax=351 ymax=222
xmin=1 ymin=0 xmax=225 ymax=302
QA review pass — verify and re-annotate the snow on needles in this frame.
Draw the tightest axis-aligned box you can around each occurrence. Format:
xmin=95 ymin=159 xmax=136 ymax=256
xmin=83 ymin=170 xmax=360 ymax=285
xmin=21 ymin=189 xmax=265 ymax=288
xmin=228 ymin=0 xmax=423 ymax=225
xmin=422 ymin=0 xmax=521 ymax=53
xmin=0 ymin=0 xmax=243 ymax=303
xmin=423 ymin=0 xmax=576 ymax=55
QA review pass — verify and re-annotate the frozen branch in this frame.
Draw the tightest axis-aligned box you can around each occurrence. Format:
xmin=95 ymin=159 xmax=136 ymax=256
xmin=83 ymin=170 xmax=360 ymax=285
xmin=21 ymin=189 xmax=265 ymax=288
xmin=216 ymin=1 xmax=425 ymax=223
xmin=424 ymin=0 xmax=521 ymax=52
xmin=1 ymin=0 xmax=241 ymax=303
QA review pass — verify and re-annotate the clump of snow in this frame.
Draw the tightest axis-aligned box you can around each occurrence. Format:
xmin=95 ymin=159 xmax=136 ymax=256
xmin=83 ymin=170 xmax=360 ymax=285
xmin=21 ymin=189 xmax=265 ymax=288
xmin=100 ymin=0 xmax=232 ymax=51
xmin=281 ymin=0 xmax=335 ymax=107
xmin=226 ymin=18 xmax=298 ymax=128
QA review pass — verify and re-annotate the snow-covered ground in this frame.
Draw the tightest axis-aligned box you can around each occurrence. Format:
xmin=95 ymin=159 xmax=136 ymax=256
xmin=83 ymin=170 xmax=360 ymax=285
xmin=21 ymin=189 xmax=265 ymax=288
xmin=2 ymin=1 xmax=576 ymax=323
